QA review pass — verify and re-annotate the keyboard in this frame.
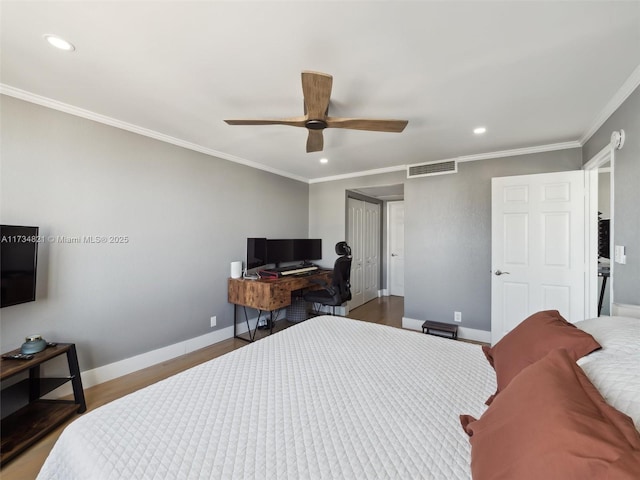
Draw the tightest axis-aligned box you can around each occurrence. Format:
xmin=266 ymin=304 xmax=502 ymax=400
xmin=259 ymin=265 xmax=319 ymax=277
xmin=279 ymin=266 xmax=318 ymax=276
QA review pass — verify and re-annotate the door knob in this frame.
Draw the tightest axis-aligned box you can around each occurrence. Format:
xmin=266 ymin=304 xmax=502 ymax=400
xmin=494 ymin=269 xmax=510 ymax=276
xmin=391 ymin=253 xmax=398 ymax=257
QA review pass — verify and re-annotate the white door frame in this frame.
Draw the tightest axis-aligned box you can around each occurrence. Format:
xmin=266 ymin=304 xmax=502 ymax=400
xmin=386 ymin=200 xmax=404 ymax=297
xmin=583 ymin=131 xmax=623 ymax=318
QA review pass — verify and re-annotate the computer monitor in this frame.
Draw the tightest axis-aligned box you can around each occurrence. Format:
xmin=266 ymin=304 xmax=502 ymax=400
xmin=266 ymin=239 xmax=321 ymax=267
xmin=246 ymin=238 xmax=267 ymax=270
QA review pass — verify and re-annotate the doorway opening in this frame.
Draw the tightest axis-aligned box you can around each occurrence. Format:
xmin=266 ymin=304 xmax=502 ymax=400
xmin=346 ymin=184 xmax=404 ymax=311
xmin=584 ymin=140 xmax=617 ymax=318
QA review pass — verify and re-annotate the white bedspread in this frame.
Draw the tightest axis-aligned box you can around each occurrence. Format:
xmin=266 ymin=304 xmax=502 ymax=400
xmin=37 ymin=316 xmax=496 ymax=479
xmin=576 ymin=316 xmax=640 ymax=431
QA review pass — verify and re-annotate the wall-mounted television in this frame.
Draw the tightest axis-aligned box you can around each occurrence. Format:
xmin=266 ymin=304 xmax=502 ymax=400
xmin=1 ymin=225 xmax=39 ymax=308
xmin=266 ymin=239 xmax=322 ymax=267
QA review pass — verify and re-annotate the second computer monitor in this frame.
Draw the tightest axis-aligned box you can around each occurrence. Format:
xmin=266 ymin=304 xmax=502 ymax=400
xmin=266 ymin=239 xmax=321 ymax=267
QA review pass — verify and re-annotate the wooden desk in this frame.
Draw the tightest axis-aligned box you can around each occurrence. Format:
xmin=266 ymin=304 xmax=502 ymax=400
xmin=228 ymin=269 xmax=331 ymax=341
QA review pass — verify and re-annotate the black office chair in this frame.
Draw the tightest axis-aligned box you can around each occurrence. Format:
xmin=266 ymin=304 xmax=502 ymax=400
xmin=304 ymin=241 xmax=352 ymax=315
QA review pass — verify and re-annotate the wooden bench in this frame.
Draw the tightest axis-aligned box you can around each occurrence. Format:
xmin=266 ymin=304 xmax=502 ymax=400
xmin=421 ymin=320 xmax=458 ymax=340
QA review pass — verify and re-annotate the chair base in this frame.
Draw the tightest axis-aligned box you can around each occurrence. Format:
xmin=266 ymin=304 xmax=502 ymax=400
xmin=308 ymin=302 xmax=342 ymax=316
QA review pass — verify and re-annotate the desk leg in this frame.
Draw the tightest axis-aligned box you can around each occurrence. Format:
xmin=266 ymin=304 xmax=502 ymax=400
xmin=234 ymin=307 xmax=278 ymax=343
xmin=243 ymin=307 xmax=254 ymax=342
xmin=234 ymin=304 xmax=250 ymax=342
xmin=236 ymin=306 xmax=264 ymax=342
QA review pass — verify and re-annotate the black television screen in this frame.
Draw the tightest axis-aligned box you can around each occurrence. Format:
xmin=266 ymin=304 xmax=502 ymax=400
xmin=1 ymin=225 xmax=39 ymax=308
xmin=246 ymin=238 xmax=267 ymax=270
xmin=267 ymin=239 xmax=322 ymax=266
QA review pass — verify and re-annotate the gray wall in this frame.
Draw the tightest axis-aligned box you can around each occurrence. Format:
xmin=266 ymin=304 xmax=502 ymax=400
xmin=309 ymin=149 xmax=582 ymax=333
xmin=583 ymin=85 xmax=640 ymax=307
xmin=309 ymin=170 xmax=407 ymax=279
xmin=404 ymin=150 xmax=583 ymax=331
xmin=0 ymin=96 xmax=309 ymax=370
xmin=3 ymin=85 xmax=636 ymax=371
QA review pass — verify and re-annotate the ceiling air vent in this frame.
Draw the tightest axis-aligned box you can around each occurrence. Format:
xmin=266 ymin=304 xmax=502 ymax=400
xmin=407 ymin=160 xmax=457 ymax=178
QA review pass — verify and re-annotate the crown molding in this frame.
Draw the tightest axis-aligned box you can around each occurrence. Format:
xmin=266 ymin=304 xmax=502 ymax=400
xmin=0 ymin=84 xmax=308 ymax=184
xmin=580 ymin=63 xmax=640 ymax=145
xmin=310 ymin=142 xmax=580 ymax=184
xmin=4 ymin=62 xmax=637 ymax=185
xmin=308 ymin=165 xmax=406 ymax=184
xmin=455 ymin=141 xmax=581 ymax=163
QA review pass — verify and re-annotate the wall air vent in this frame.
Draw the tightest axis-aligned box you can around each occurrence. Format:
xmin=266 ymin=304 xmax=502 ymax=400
xmin=407 ymin=160 xmax=457 ymax=178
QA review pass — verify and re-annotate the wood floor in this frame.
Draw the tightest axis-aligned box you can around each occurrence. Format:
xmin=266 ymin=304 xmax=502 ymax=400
xmin=0 ymin=296 xmax=404 ymax=479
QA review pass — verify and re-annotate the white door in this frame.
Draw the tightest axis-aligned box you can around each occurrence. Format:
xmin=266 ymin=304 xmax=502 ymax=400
xmin=491 ymin=171 xmax=585 ymax=344
xmin=347 ymin=197 xmax=364 ymax=308
xmin=388 ymin=201 xmax=405 ymax=296
xmin=363 ymin=201 xmax=380 ymax=303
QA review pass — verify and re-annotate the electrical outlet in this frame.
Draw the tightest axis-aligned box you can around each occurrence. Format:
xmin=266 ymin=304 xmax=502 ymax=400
xmin=210 ymin=316 xmax=217 ymax=328
xmin=454 ymin=311 xmax=462 ymax=323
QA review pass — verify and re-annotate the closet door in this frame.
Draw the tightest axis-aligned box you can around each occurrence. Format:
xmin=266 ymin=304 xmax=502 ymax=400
xmin=363 ymin=201 xmax=380 ymax=303
xmin=347 ymin=198 xmax=364 ymax=308
xmin=347 ymin=197 xmax=380 ymax=309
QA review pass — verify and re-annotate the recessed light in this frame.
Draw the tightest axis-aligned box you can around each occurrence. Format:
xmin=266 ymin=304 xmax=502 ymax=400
xmin=43 ymin=34 xmax=75 ymax=52
xmin=473 ymin=127 xmax=487 ymax=135
xmin=320 ymin=158 xmax=328 ymax=164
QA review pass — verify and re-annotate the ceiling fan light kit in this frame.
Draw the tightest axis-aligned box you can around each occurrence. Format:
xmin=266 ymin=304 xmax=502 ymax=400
xmin=224 ymin=71 xmax=408 ymax=153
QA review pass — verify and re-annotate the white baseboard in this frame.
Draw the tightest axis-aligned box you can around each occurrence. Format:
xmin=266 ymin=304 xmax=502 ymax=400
xmin=402 ymin=316 xmax=491 ymax=344
xmin=80 ymin=326 xmax=235 ymax=388
xmin=75 ymin=308 xmax=291 ymax=394
xmin=612 ymin=303 xmax=640 ymax=319
xmin=51 ymin=312 xmax=490 ymax=400
xmin=77 ymin=308 xmax=293 ymax=396
xmin=46 ymin=326 xmax=236 ymax=399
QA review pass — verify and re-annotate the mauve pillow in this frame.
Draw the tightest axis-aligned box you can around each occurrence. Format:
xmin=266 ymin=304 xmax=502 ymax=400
xmin=482 ymin=309 xmax=600 ymax=404
xmin=460 ymin=348 xmax=640 ymax=480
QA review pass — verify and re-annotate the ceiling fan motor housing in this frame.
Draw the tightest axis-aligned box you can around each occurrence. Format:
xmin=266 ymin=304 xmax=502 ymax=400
xmin=305 ymin=119 xmax=327 ymax=130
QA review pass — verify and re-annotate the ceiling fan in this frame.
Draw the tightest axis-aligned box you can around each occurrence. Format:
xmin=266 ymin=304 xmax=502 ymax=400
xmin=224 ymin=71 xmax=408 ymax=153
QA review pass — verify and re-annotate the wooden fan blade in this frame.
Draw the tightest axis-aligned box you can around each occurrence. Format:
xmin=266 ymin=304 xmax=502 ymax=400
xmin=301 ymin=71 xmax=332 ymax=120
xmin=306 ymin=129 xmax=324 ymax=153
xmin=325 ymin=117 xmax=408 ymax=132
xmin=224 ymin=117 xmax=307 ymax=127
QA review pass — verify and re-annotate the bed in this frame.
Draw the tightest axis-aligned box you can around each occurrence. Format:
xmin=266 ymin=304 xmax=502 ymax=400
xmin=37 ymin=313 xmax=640 ymax=479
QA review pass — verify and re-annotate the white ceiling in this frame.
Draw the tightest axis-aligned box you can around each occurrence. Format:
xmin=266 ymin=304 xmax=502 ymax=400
xmin=2 ymin=1 xmax=639 ymax=182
